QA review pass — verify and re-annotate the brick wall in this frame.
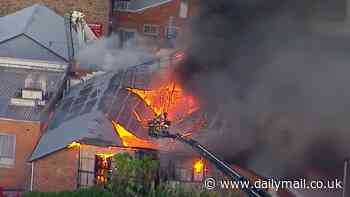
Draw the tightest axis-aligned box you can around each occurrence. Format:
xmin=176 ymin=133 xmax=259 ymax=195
xmin=0 ymin=0 xmax=111 ymax=35
xmin=114 ymin=0 xmax=178 ymax=39
xmin=113 ymin=0 xmax=198 ymax=47
xmin=32 ymin=145 xmax=133 ymax=191
xmin=33 ymin=148 xmax=79 ymax=192
xmin=0 ymin=119 xmax=41 ymax=190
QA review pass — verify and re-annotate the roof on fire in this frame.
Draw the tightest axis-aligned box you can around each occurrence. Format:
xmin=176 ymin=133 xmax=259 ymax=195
xmin=0 ymin=4 xmax=77 ymax=62
xmin=30 ymin=64 xmax=160 ymax=161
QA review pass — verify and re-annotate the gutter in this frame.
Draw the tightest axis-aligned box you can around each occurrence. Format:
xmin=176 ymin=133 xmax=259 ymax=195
xmin=0 ymin=117 xmax=40 ymax=123
xmin=30 ymin=161 xmax=34 ymax=191
xmin=116 ymin=0 xmax=173 ymax=13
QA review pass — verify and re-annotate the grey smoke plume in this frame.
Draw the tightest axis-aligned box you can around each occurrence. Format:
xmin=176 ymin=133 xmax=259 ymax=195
xmin=76 ymin=34 xmax=154 ymax=71
xmin=176 ymin=0 xmax=349 ymax=194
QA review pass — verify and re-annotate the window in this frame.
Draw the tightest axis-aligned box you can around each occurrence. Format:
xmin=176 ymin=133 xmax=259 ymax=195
xmin=120 ymin=29 xmax=136 ymax=44
xmin=79 ymin=156 xmax=95 ymax=187
xmin=166 ymin=26 xmax=178 ymax=39
xmin=179 ymin=0 xmax=189 ymax=18
xmin=0 ymin=134 xmax=16 ymax=167
xmin=114 ymin=0 xmax=130 ymax=11
xmin=193 ymin=160 xmax=205 ymax=182
xmin=94 ymin=155 xmax=112 ymax=185
xmin=166 ymin=16 xmax=177 ymax=39
xmin=175 ymin=167 xmax=192 ymax=182
xmin=143 ymin=24 xmax=159 ymax=36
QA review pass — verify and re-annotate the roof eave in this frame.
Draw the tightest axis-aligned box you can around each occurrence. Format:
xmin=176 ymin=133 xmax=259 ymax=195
xmin=117 ymin=0 xmax=173 ymax=13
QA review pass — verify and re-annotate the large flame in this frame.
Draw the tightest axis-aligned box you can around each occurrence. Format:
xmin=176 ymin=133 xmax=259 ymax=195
xmin=112 ymin=120 xmax=157 ymax=149
xmin=194 ymin=159 xmax=204 ymax=173
xmin=113 ymin=70 xmax=202 ymax=150
xmin=126 ymin=81 xmax=199 ymax=121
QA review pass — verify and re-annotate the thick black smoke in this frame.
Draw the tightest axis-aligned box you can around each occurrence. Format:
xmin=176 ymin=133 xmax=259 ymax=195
xmin=176 ymin=0 xmax=350 ymax=194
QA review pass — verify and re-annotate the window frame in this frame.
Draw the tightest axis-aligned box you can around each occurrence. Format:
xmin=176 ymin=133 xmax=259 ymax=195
xmin=143 ymin=24 xmax=160 ymax=36
xmin=0 ymin=133 xmax=16 ymax=168
xmin=114 ymin=0 xmax=131 ymax=11
xmin=179 ymin=0 xmax=189 ymax=19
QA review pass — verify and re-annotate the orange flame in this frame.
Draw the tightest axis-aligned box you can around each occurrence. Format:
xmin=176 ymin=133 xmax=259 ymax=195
xmin=67 ymin=141 xmax=81 ymax=149
xmin=112 ymin=120 xmax=156 ymax=149
xmin=96 ymin=153 xmax=114 ymax=159
xmin=194 ymin=159 xmax=204 ymax=173
xmin=126 ymin=81 xmax=199 ymax=120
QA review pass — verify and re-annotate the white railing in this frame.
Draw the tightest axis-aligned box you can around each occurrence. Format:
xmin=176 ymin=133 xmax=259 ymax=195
xmin=0 ymin=57 xmax=67 ymax=72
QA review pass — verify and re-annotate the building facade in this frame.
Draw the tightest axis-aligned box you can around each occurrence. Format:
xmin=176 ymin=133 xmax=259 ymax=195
xmin=0 ymin=119 xmax=41 ymax=191
xmin=0 ymin=5 xmax=70 ymax=192
xmin=0 ymin=0 xmax=199 ymax=48
xmin=112 ymin=0 xmax=199 ymax=48
xmin=0 ymin=58 xmax=67 ymax=192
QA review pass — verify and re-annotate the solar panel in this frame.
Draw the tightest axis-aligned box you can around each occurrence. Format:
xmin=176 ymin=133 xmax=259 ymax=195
xmin=61 ymin=97 xmax=74 ymax=111
xmin=66 ymin=103 xmax=84 ymax=120
xmin=83 ymin=82 xmax=94 ymax=89
xmin=105 ymin=73 xmax=123 ymax=94
xmin=74 ymin=94 xmax=89 ymax=105
xmin=97 ymin=95 xmax=111 ymax=113
xmin=80 ymin=99 xmax=98 ymax=115
xmin=90 ymin=90 xmax=98 ymax=98
xmin=79 ymin=86 xmax=93 ymax=96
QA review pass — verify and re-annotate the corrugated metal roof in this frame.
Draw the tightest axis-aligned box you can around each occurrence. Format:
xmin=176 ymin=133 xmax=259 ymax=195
xmin=30 ymin=59 xmax=207 ymax=161
xmin=30 ymin=64 xmax=159 ymax=161
xmin=0 ymin=4 xmax=77 ymax=61
xmin=30 ymin=111 xmax=121 ymax=161
xmin=121 ymin=0 xmax=173 ymax=12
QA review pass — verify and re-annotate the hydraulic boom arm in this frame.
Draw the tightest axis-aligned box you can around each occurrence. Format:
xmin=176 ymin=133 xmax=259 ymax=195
xmin=168 ymin=133 xmax=269 ymax=197
xmin=148 ymin=113 xmax=270 ymax=197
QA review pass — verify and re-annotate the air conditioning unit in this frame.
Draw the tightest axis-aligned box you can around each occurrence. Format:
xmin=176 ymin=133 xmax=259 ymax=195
xmin=10 ymin=98 xmax=36 ymax=107
xmin=10 ymin=73 xmax=49 ymax=107
xmin=22 ymin=89 xmax=43 ymax=100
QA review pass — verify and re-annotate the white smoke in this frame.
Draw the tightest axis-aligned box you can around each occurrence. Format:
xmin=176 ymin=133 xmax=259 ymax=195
xmin=76 ymin=34 xmax=155 ymax=71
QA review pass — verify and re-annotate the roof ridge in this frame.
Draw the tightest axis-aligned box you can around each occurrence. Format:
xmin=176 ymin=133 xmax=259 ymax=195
xmin=22 ymin=4 xmax=41 ymax=34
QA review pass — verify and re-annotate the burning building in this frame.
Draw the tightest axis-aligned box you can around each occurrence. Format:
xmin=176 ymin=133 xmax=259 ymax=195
xmin=3 ymin=1 xmax=348 ymax=196
xmin=28 ymin=68 xmax=155 ymax=191
xmin=26 ymin=61 xmax=208 ymax=191
xmin=19 ymin=57 xmax=295 ymax=196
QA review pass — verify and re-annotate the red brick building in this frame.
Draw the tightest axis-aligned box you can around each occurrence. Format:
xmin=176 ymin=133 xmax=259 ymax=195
xmin=0 ymin=5 xmax=69 ymax=192
xmin=0 ymin=120 xmax=41 ymax=191
xmin=0 ymin=58 xmax=67 ymax=192
xmin=112 ymin=0 xmax=199 ymax=48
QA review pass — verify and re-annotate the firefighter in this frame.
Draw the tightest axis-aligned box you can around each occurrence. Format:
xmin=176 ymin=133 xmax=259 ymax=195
xmin=148 ymin=112 xmax=172 ymax=138
xmin=161 ymin=112 xmax=171 ymax=131
xmin=148 ymin=119 xmax=158 ymax=137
